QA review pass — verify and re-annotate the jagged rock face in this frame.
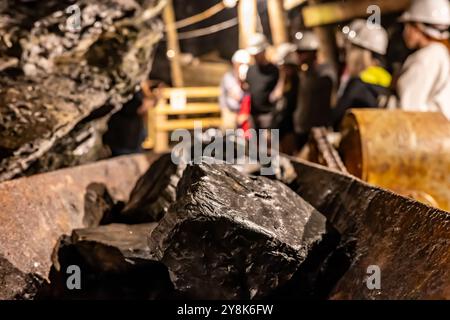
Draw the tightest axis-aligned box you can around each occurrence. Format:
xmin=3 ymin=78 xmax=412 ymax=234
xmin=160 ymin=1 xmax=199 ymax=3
xmin=19 ymin=118 xmax=112 ymax=177
xmin=0 ymin=0 xmax=164 ymax=181
xmin=0 ymin=255 xmax=44 ymax=300
xmin=149 ymin=161 xmax=327 ymax=300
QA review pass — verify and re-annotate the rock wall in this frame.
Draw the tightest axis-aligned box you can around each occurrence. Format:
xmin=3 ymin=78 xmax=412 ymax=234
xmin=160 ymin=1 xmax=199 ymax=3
xmin=0 ymin=0 xmax=165 ymax=181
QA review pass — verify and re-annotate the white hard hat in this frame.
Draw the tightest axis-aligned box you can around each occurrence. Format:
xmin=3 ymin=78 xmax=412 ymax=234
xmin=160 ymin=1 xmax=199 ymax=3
xmin=223 ymin=0 xmax=238 ymax=8
xmin=416 ymin=23 xmax=450 ymax=40
xmin=399 ymin=0 xmax=450 ymax=26
xmin=342 ymin=19 xmax=367 ymax=40
xmin=275 ymin=43 xmax=297 ymax=65
xmin=247 ymin=33 xmax=269 ymax=55
xmin=295 ymin=30 xmax=320 ymax=51
xmin=349 ymin=23 xmax=389 ymax=55
xmin=232 ymin=49 xmax=251 ymax=64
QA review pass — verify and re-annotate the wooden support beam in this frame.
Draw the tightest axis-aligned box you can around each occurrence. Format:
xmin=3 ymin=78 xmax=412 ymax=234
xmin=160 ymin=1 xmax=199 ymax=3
xmin=268 ymin=0 xmax=289 ymax=45
xmin=238 ymin=0 xmax=258 ymax=49
xmin=302 ymin=0 xmax=411 ymax=27
xmin=284 ymin=0 xmax=307 ymax=11
xmin=313 ymin=26 xmax=338 ymax=70
xmin=163 ymin=0 xmax=184 ymax=87
xmin=307 ymin=0 xmax=339 ymax=74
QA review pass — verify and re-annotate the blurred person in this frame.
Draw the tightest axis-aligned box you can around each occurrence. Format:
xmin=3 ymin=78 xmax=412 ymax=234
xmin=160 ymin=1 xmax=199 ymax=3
xmin=332 ymin=22 xmax=391 ymax=129
xmin=219 ymin=49 xmax=251 ymax=130
xmin=104 ymin=85 xmax=146 ymax=157
xmin=337 ymin=19 xmax=367 ymax=98
xmin=237 ymin=93 xmax=252 ymax=140
xmin=293 ymin=30 xmax=337 ymax=149
xmin=396 ymin=0 xmax=450 ymax=120
xmin=141 ymin=79 xmax=165 ymax=125
xmin=245 ymin=33 xmax=279 ymax=130
xmin=271 ymin=42 xmax=299 ymax=154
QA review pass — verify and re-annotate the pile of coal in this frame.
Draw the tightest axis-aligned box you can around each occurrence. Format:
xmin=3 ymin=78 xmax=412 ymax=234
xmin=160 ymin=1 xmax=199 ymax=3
xmin=115 ymin=132 xmax=263 ymax=224
xmin=150 ymin=161 xmax=328 ymax=299
xmin=3 ymin=153 xmax=449 ymax=300
xmin=40 ymin=156 xmax=334 ymax=300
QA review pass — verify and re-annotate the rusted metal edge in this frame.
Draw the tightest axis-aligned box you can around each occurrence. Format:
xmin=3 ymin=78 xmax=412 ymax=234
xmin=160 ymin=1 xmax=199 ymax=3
xmin=288 ymin=157 xmax=450 ymax=299
xmin=0 ymin=153 xmax=157 ymax=281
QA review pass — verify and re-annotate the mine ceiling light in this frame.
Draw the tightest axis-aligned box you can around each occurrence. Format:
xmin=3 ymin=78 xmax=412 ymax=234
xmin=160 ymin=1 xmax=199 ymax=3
xmin=223 ymin=0 xmax=238 ymax=8
xmin=167 ymin=49 xmax=176 ymax=59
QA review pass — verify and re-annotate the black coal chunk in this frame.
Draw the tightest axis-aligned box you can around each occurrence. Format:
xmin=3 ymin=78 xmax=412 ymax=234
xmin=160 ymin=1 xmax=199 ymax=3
xmin=46 ymin=223 xmax=175 ymax=300
xmin=83 ymin=183 xmax=117 ymax=227
xmin=118 ymin=153 xmax=185 ymax=223
xmin=149 ymin=160 xmax=327 ymax=299
xmin=115 ymin=139 xmax=261 ymax=225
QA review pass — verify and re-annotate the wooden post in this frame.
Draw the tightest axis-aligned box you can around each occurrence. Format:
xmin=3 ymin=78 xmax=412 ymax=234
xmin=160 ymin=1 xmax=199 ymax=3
xmin=284 ymin=0 xmax=308 ymax=10
xmin=307 ymin=0 xmax=339 ymax=73
xmin=267 ymin=0 xmax=289 ymax=46
xmin=238 ymin=0 xmax=258 ymax=49
xmin=163 ymin=0 xmax=184 ymax=87
xmin=302 ymin=0 xmax=411 ymax=27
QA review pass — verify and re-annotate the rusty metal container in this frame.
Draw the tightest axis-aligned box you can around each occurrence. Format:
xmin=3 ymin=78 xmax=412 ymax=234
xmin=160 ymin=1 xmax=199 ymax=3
xmin=340 ymin=109 xmax=450 ymax=212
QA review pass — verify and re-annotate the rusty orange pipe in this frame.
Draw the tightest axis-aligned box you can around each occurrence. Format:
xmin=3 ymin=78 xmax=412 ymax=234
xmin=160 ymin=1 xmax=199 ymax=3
xmin=340 ymin=109 xmax=450 ymax=212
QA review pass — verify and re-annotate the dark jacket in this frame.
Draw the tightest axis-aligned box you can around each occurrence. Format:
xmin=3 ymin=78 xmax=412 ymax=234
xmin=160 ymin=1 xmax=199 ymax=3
xmin=103 ymin=91 xmax=145 ymax=154
xmin=246 ymin=63 xmax=279 ymax=115
xmin=278 ymin=70 xmax=299 ymax=136
xmin=294 ymin=63 xmax=336 ymax=134
xmin=332 ymin=66 xmax=391 ymax=129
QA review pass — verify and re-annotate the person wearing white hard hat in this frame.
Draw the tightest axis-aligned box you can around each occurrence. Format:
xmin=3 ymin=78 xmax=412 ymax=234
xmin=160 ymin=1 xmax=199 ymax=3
xmin=271 ymin=42 xmax=298 ymax=115
xmin=337 ymin=19 xmax=368 ymax=98
xmin=247 ymin=33 xmax=270 ymax=56
xmin=219 ymin=49 xmax=251 ymax=130
xmin=293 ymin=30 xmax=337 ymax=149
xmin=274 ymin=42 xmax=298 ymax=66
xmin=332 ymin=22 xmax=392 ymax=129
xmin=396 ymin=0 xmax=450 ymax=120
xmin=245 ymin=33 xmax=279 ymax=130
xmin=344 ymin=19 xmax=367 ymax=42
